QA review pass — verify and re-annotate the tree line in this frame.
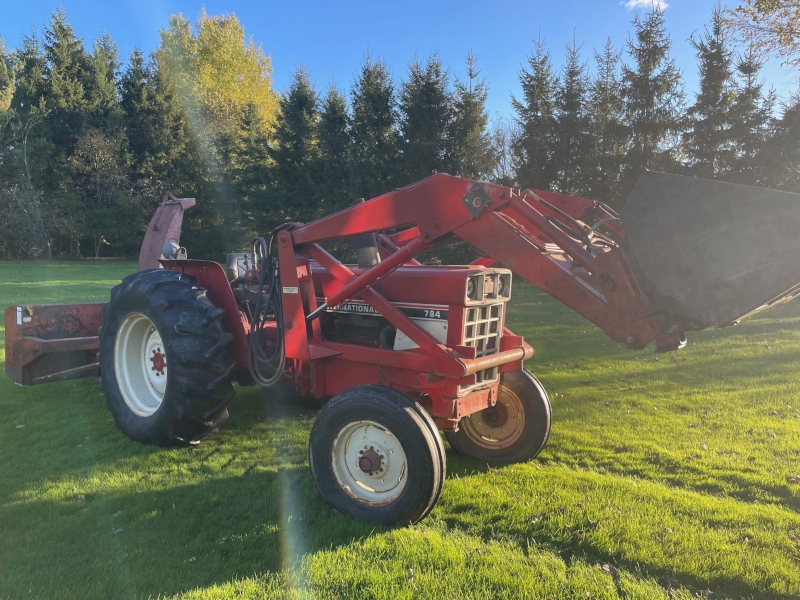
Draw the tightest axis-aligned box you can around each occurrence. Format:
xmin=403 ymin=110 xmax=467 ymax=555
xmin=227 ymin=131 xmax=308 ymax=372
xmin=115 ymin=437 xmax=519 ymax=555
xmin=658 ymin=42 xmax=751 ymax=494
xmin=0 ymin=6 xmax=798 ymax=260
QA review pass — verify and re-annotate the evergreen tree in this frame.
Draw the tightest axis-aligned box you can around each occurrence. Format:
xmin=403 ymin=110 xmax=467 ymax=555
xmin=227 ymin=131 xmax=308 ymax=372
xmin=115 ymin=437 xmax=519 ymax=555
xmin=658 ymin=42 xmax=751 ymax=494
xmin=349 ymin=55 xmax=400 ymax=199
xmin=621 ymin=8 xmax=685 ymax=190
xmin=763 ymin=91 xmax=800 ymax=193
xmin=683 ymin=7 xmax=736 ymax=178
xmin=585 ymin=38 xmax=628 ymax=206
xmin=10 ymin=31 xmax=48 ymax=186
xmin=12 ymin=31 xmax=47 ymax=126
xmin=38 ymin=9 xmax=99 ymax=255
xmin=727 ymin=49 xmax=774 ymax=185
xmin=42 ymin=8 xmax=94 ymax=171
xmin=229 ymin=101 xmax=272 ymax=234
xmin=451 ymin=51 xmax=495 ymax=180
xmin=87 ymin=32 xmax=122 ymax=132
xmin=553 ymin=39 xmax=591 ymax=196
xmin=268 ymin=67 xmax=320 ymax=223
xmin=399 ymin=53 xmax=453 ymax=182
xmin=512 ymin=38 xmax=558 ymax=190
xmin=118 ymin=48 xmax=197 ymax=254
xmin=121 ymin=48 xmax=195 ymax=188
xmin=119 ymin=49 xmax=151 ymax=178
xmin=150 ymin=50 xmax=199 ymax=190
xmin=318 ymin=83 xmax=352 ymax=211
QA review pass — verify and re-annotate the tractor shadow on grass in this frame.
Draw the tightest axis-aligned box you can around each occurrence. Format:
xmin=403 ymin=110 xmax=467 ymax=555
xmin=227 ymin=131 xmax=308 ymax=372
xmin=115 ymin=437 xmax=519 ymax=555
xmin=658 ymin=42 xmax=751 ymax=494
xmin=0 ymin=383 xmax=382 ymax=599
xmin=0 ymin=465 xmax=382 ymax=599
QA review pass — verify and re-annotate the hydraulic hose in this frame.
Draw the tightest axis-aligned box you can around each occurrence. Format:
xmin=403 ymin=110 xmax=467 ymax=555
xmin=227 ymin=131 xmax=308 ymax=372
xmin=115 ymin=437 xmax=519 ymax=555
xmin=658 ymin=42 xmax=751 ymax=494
xmin=248 ymin=224 xmax=294 ymax=388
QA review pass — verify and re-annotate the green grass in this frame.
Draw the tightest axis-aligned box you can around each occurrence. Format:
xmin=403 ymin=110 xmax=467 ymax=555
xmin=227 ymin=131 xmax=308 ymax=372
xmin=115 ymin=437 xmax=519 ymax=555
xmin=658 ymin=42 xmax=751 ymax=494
xmin=1 ymin=261 xmax=799 ymax=599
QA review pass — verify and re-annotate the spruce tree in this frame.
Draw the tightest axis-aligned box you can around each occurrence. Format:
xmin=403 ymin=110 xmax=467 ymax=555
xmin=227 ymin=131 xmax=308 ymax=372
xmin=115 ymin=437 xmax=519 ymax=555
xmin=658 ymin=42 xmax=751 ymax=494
xmin=229 ymin=101 xmax=272 ymax=232
xmin=621 ymin=8 xmax=684 ymax=191
xmin=42 ymin=8 xmax=94 ymax=168
xmin=399 ymin=53 xmax=453 ymax=182
xmin=120 ymin=49 xmax=151 ymax=178
xmin=37 ymin=9 xmax=98 ymax=255
xmin=451 ymin=51 xmax=495 ymax=180
xmin=553 ymin=39 xmax=591 ymax=196
xmin=87 ymin=33 xmax=122 ymax=132
xmin=763 ymin=91 xmax=800 ymax=193
xmin=512 ymin=38 xmax=558 ymax=190
xmin=683 ymin=6 xmax=736 ymax=179
xmin=349 ymin=55 xmax=400 ymax=199
xmin=268 ymin=66 xmax=320 ymax=222
xmin=121 ymin=48 xmax=195 ymax=188
xmin=149 ymin=50 xmax=198 ymax=190
xmin=585 ymin=38 xmax=628 ymax=206
xmin=318 ymin=84 xmax=352 ymax=211
xmin=12 ymin=31 xmax=47 ymax=123
xmin=727 ymin=49 xmax=774 ymax=185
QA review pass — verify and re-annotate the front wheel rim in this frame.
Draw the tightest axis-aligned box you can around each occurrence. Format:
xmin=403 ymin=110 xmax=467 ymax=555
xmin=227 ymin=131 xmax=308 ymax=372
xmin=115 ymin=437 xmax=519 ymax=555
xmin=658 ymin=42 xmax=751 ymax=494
xmin=114 ymin=313 xmax=167 ymax=417
xmin=460 ymin=384 xmax=526 ymax=450
xmin=330 ymin=419 xmax=408 ymax=506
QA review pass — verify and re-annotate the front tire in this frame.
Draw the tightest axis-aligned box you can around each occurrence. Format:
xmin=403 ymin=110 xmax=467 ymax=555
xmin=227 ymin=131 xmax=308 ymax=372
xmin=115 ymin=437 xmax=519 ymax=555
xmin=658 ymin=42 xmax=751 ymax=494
xmin=99 ymin=269 xmax=236 ymax=446
xmin=309 ymin=385 xmax=445 ymax=525
xmin=444 ymin=370 xmax=551 ymax=464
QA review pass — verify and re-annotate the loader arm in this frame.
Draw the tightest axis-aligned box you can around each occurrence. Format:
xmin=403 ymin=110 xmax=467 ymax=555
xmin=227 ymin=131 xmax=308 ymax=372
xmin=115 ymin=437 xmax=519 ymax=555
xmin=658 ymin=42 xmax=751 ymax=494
xmin=294 ymin=173 xmax=683 ymax=351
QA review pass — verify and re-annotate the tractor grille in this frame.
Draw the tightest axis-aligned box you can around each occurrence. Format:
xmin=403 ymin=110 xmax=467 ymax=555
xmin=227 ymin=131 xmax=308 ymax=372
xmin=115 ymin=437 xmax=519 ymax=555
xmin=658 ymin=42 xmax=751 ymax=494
xmin=463 ymin=302 xmax=503 ymax=386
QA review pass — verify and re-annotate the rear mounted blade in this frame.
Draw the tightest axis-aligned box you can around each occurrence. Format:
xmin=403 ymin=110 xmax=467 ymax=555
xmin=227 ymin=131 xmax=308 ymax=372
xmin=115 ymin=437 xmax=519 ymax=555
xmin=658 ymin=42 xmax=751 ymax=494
xmin=621 ymin=171 xmax=800 ymax=327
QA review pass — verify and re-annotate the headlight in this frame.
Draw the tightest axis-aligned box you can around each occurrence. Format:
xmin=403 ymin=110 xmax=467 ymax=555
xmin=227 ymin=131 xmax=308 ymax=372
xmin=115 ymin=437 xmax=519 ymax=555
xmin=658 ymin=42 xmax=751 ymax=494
xmin=466 ymin=277 xmax=478 ymax=300
xmin=498 ymin=274 xmax=511 ymax=297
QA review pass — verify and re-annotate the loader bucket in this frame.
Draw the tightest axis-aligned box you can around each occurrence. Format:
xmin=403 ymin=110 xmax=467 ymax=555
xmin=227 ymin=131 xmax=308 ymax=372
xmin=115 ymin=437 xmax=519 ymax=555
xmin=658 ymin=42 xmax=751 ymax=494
xmin=620 ymin=171 xmax=800 ymax=328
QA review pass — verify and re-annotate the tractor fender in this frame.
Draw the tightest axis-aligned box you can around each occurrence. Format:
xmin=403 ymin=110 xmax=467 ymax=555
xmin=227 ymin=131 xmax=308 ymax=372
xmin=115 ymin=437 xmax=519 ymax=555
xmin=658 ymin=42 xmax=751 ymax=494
xmin=160 ymin=259 xmax=249 ymax=367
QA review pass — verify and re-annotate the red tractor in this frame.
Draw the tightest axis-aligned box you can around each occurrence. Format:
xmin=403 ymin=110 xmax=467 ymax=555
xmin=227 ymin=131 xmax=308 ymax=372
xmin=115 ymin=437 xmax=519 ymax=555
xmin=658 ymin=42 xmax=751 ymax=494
xmin=7 ymin=172 xmax=800 ymax=524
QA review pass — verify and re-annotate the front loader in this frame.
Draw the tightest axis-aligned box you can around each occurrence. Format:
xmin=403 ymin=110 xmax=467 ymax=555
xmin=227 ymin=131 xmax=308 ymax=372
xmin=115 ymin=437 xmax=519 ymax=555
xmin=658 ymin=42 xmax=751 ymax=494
xmin=6 ymin=172 xmax=800 ymax=524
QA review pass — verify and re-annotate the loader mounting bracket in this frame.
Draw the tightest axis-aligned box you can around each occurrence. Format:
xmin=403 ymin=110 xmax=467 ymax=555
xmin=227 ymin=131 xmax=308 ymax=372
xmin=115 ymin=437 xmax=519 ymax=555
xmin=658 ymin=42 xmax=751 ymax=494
xmin=461 ymin=183 xmax=494 ymax=220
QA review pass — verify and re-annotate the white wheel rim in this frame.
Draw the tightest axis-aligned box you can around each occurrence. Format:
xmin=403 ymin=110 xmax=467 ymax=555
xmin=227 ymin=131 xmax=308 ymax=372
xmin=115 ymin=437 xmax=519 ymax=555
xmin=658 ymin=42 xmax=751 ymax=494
xmin=114 ymin=313 xmax=167 ymax=417
xmin=331 ymin=419 xmax=408 ymax=506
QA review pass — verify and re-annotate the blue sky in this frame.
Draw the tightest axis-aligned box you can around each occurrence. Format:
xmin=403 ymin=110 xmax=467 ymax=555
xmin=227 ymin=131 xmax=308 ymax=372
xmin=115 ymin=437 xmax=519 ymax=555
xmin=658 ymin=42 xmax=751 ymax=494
xmin=1 ymin=0 xmax=796 ymax=119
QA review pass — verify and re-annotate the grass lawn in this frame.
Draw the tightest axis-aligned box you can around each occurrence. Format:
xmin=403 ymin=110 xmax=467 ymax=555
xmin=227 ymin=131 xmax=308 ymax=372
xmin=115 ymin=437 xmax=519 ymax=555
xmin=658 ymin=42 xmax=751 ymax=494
xmin=1 ymin=261 xmax=799 ymax=599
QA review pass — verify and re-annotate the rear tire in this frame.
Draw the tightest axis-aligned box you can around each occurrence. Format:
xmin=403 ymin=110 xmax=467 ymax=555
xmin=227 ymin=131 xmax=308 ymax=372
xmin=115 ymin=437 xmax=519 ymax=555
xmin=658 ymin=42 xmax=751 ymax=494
xmin=309 ymin=385 xmax=445 ymax=525
xmin=99 ymin=269 xmax=236 ymax=446
xmin=444 ymin=370 xmax=551 ymax=464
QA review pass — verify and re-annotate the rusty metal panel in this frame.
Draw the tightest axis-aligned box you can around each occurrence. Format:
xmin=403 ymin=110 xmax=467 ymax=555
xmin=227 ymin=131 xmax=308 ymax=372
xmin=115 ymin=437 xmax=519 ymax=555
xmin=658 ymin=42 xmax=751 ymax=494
xmin=4 ymin=303 xmax=104 ymax=386
xmin=621 ymin=172 xmax=800 ymax=326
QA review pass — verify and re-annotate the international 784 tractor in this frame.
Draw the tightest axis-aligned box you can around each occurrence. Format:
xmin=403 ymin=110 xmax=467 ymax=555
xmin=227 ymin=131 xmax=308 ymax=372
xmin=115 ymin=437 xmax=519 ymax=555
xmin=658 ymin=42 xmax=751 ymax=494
xmin=6 ymin=172 xmax=800 ymax=524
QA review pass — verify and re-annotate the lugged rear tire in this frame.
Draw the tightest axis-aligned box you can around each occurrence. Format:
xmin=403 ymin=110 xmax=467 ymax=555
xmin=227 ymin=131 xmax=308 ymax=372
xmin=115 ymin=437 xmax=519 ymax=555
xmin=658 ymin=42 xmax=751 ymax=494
xmin=99 ymin=269 xmax=236 ymax=446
